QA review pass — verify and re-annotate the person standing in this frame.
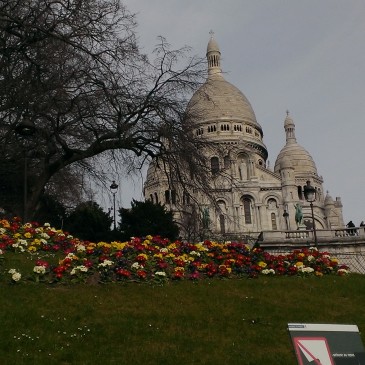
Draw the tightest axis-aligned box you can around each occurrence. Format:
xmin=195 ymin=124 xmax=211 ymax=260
xmin=346 ymin=220 xmax=356 ymax=236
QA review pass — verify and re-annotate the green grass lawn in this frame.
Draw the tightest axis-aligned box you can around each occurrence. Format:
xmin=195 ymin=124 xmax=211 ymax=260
xmin=1 ymin=275 xmax=365 ymax=365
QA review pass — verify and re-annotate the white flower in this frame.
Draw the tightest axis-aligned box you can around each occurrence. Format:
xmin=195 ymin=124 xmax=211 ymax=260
xmin=98 ymin=260 xmax=114 ymax=267
xmin=298 ymin=266 xmax=314 ymax=273
xmin=76 ymin=244 xmax=86 ymax=252
xmin=262 ymin=269 xmax=275 ymax=275
xmin=131 ymin=262 xmax=143 ymax=270
xmin=338 ymin=268 xmax=349 ymax=275
xmin=12 ymin=272 xmax=21 ymax=282
xmin=0 ymin=228 xmax=6 ymax=234
xmin=190 ymin=251 xmax=201 ymax=257
xmin=41 ymin=233 xmax=50 ymax=240
xmin=155 ymin=271 xmax=166 ymax=277
xmin=8 ymin=268 xmax=17 ymax=274
xmin=33 ymin=266 xmax=46 ymax=275
xmin=307 ymin=255 xmax=315 ymax=262
xmin=71 ymin=265 xmax=88 ymax=275
xmin=0 ymin=249 xmax=3 ymax=255
xmin=159 ymin=248 xmax=168 ymax=253
xmin=43 ymin=223 xmax=50 ymax=227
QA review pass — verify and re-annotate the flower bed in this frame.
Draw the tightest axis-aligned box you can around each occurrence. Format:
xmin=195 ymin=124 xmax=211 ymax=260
xmin=0 ymin=218 xmax=350 ymax=284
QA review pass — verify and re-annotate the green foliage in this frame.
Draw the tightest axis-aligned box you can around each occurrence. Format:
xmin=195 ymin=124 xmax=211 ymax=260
xmin=34 ymin=194 xmax=67 ymax=228
xmin=64 ymin=201 xmax=112 ymax=241
xmin=119 ymin=200 xmax=179 ymax=240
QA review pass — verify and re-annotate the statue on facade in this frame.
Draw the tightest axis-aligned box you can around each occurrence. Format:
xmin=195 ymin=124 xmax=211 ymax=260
xmin=295 ymin=203 xmax=303 ymax=227
xmin=201 ymin=207 xmax=211 ymax=229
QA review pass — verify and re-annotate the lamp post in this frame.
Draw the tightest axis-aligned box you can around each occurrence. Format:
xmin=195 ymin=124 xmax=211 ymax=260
xmin=15 ymin=118 xmax=36 ymax=223
xmin=110 ymin=180 xmax=118 ymax=230
xmin=303 ymin=180 xmax=318 ymax=248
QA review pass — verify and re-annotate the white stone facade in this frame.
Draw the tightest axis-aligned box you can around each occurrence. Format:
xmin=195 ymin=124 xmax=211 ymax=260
xmin=144 ymin=35 xmax=345 ymax=240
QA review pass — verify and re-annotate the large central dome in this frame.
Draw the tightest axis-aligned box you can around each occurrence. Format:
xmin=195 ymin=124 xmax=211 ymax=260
xmin=187 ymin=76 xmax=258 ymax=124
xmin=186 ymin=34 xmax=261 ymax=128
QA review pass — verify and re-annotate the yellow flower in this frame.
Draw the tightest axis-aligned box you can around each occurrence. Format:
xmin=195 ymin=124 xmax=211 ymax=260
xmin=138 ymin=253 xmax=148 ymax=260
xmin=331 ymin=258 xmax=339 ymax=264
xmin=295 ymin=261 xmax=304 ymax=267
xmin=0 ymin=219 xmax=10 ymax=228
xmin=167 ymin=243 xmax=177 ymax=250
xmin=14 ymin=233 xmax=21 ymax=238
xmin=28 ymin=246 xmax=37 ymax=252
xmin=258 ymin=261 xmax=267 ymax=268
xmin=298 ymin=253 xmax=305 ymax=258
xmin=24 ymin=232 xmax=32 ymax=238
xmin=315 ymin=271 xmax=323 ymax=277
xmin=111 ymin=241 xmax=127 ymax=250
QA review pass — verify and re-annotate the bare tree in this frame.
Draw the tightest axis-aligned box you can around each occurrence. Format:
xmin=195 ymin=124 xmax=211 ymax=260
xmin=0 ymin=0 xmax=206 ymax=219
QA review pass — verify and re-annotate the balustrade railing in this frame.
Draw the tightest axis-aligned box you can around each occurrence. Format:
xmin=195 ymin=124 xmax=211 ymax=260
xmin=259 ymin=226 xmax=365 ymax=244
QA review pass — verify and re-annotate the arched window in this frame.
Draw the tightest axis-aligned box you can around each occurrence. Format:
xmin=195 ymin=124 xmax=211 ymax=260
xmin=271 ymin=213 xmax=277 ymax=230
xmin=298 ymin=186 xmax=303 ymax=200
xmin=243 ymin=197 xmax=252 ymax=224
xmin=154 ymin=192 xmax=158 ymax=204
xmin=165 ymin=190 xmax=170 ymax=204
xmin=219 ymin=214 xmax=225 ymax=234
xmin=165 ymin=190 xmax=176 ymax=204
xmin=211 ymin=157 xmax=219 ymax=174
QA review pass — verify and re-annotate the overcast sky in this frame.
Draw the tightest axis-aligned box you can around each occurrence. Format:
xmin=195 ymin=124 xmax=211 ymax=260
xmin=104 ymin=0 xmax=365 ymax=226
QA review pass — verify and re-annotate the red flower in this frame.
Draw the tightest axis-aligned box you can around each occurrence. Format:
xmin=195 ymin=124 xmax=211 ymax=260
xmin=137 ymin=270 xmax=148 ymax=279
xmin=189 ymin=271 xmax=200 ymax=280
xmin=36 ymin=259 xmax=49 ymax=268
xmin=84 ymin=259 xmax=93 ymax=268
xmin=117 ymin=269 xmax=131 ymax=278
xmin=173 ymin=271 xmax=184 ymax=280
xmin=157 ymin=260 xmax=168 ymax=269
xmin=115 ymin=251 xmax=123 ymax=258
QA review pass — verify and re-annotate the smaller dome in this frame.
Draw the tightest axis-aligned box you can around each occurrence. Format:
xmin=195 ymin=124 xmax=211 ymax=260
xmin=274 ymin=113 xmax=318 ymax=175
xmin=275 ymin=143 xmax=317 ymax=174
xmin=207 ymin=36 xmax=220 ymax=54
xmin=324 ymin=192 xmax=335 ymax=206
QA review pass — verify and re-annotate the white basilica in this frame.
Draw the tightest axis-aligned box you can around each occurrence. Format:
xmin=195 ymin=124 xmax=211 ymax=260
xmin=144 ymin=35 xmax=345 ymax=239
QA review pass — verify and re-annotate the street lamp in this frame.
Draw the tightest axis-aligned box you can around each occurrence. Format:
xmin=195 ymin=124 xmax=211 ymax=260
xmin=110 ymin=180 xmax=118 ymax=230
xmin=15 ymin=118 xmax=36 ymax=223
xmin=303 ymin=180 xmax=318 ymax=248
